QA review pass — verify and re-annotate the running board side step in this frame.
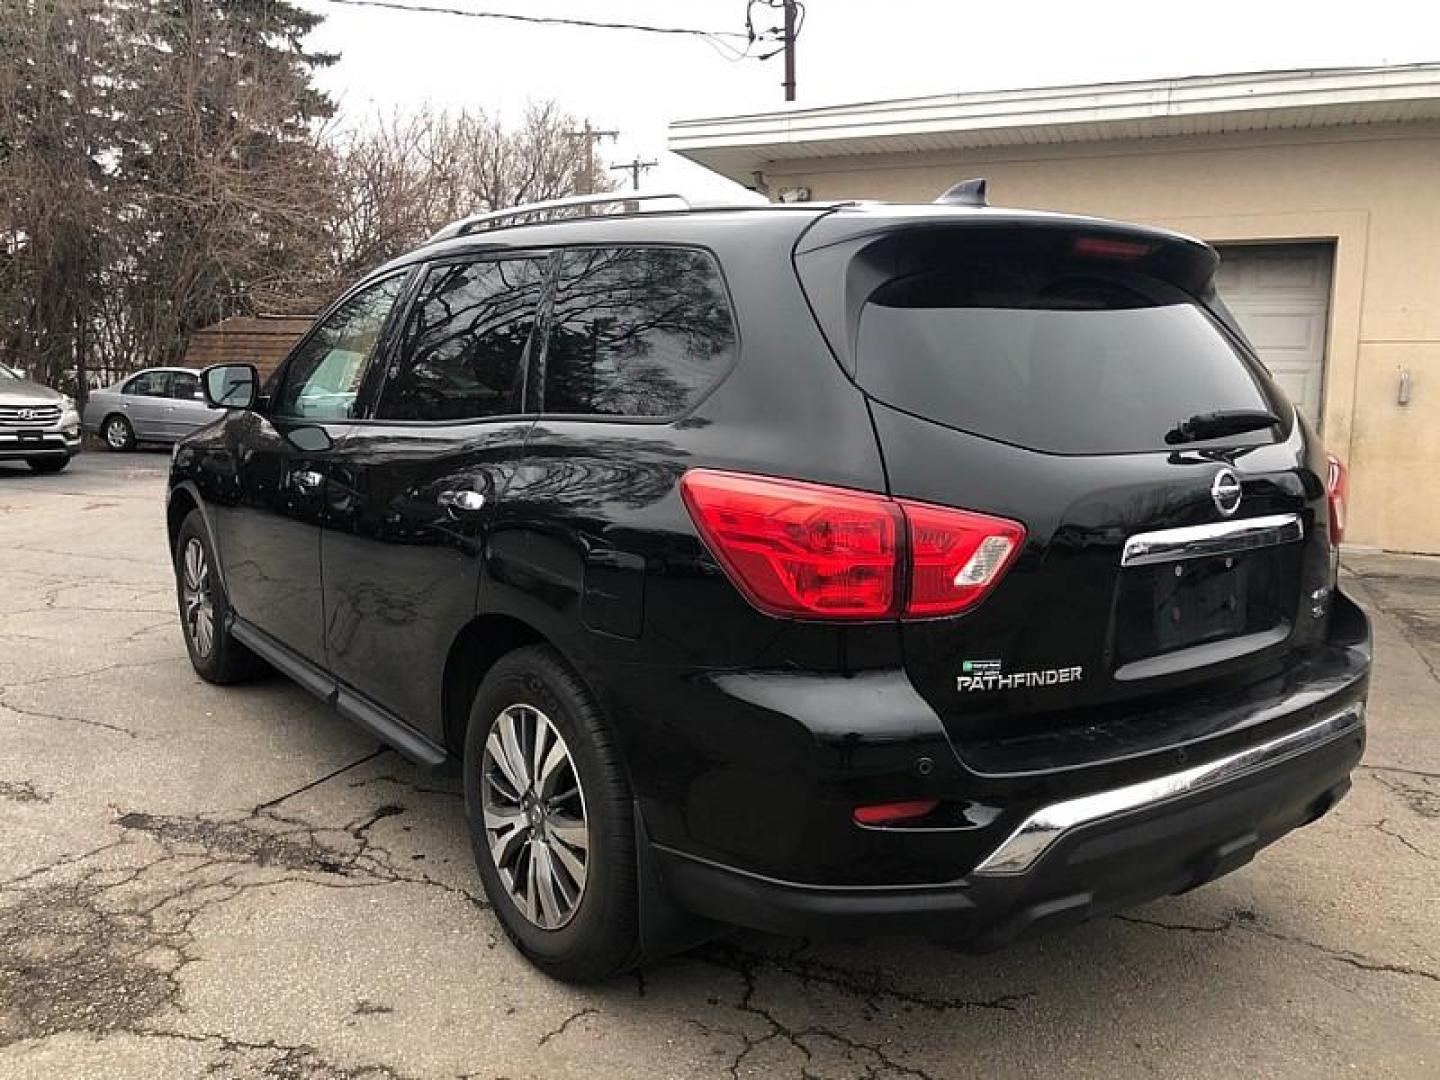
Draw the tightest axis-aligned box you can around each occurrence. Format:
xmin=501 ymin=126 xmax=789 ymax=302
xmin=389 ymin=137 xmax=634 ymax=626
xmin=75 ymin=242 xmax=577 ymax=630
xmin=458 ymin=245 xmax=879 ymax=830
xmin=228 ymin=616 xmax=447 ymax=767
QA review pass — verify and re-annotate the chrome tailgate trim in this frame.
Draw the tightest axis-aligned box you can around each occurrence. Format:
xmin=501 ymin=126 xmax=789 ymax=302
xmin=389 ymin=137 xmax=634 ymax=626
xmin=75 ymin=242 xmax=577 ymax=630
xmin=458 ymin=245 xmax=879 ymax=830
xmin=1121 ymin=512 xmax=1303 ymax=567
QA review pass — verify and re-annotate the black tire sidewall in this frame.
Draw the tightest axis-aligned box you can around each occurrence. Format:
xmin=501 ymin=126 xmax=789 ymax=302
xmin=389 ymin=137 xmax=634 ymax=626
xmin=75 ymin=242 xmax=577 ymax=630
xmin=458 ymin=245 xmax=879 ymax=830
xmin=463 ymin=647 xmax=638 ymax=981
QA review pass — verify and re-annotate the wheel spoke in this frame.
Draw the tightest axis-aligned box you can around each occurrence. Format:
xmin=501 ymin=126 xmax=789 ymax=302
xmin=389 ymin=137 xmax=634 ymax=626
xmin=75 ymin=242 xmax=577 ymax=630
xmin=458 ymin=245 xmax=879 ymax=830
xmin=537 ymin=739 xmax=570 ymax=798
xmin=531 ymin=717 xmax=551 ymax=793
xmin=531 ymin=842 xmax=564 ymax=926
xmin=521 ymin=843 xmax=540 ymax=923
xmin=485 ymin=729 xmax=526 ymax=796
xmin=499 ymin=710 xmax=532 ymax=792
xmin=548 ymin=828 xmax=587 ymax=889
xmin=548 ymin=813 xmax=588 ymax=855
xmin=485 ymin=809 xmax=527 ymax=868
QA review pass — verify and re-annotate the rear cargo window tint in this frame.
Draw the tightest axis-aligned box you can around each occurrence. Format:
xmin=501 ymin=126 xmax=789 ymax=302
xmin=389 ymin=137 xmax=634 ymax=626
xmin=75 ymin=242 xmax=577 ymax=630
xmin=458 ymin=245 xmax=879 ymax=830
xmin=856 ymin=243 xmax=1277 ymax=455
xmin=539 ymin=247 xmax=736 ymax=418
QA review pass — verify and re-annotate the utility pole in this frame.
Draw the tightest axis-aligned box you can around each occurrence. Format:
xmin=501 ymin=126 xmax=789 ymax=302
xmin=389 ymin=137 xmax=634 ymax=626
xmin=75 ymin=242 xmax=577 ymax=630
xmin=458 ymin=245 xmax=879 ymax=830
xmin=782 ymin=0 xmax=797 ymax=101
xmin=610 ymin=157 xmax=658 ymax=190
xmin=566 ymin=121 xmax=617 ymax=194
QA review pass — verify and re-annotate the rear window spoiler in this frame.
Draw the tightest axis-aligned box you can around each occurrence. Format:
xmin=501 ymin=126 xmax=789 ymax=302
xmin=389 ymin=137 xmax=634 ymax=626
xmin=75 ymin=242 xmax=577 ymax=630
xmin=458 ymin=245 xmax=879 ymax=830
xmin=793 ymin=212 xmax=1222 ymax=377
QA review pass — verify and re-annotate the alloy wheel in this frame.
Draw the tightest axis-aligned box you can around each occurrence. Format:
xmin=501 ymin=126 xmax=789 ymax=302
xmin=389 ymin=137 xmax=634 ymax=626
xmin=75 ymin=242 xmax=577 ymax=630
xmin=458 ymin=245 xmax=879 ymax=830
xmin=181 ymin=537 xmax=215 ymax=658
xmin=481 ymin=704 xmax=590 ymax=930
xmin=106 ymin=419 xmax=129 ymax=449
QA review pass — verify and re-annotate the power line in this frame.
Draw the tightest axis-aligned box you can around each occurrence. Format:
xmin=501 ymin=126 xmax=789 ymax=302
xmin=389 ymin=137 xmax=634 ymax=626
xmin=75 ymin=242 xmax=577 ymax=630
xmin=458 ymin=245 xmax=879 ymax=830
xmin=315 ymin=0 xmax=750 ymax=42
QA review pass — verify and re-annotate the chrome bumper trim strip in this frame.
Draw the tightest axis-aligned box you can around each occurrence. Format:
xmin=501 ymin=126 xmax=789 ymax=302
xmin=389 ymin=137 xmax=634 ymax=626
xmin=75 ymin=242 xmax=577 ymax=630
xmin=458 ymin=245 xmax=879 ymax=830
xmin=972 ymin=704 xmax=1364 ymax=877
xmin=1120 ymin=513 xmax=1303 ymax=567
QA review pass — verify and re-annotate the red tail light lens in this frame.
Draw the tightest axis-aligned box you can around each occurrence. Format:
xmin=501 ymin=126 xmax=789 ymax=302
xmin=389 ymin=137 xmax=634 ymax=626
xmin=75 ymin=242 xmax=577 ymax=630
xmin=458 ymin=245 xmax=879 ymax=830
xmin=679 ymin=470 xmax=902 ymax=618
xmin=853 ymin=798 xmax=940 ymax=826
xmin=680 ymin=469 xmax=1025 ymax=621
xmin=901 ymin=501 xmax=1025 ymax=617
xmin=1325 ymin=453 xmax=1348 ymax=547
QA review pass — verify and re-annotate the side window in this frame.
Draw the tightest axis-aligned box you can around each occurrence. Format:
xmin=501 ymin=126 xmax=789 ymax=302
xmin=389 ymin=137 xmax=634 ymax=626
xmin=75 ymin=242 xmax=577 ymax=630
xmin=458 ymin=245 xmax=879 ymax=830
xmin=124 ymin=371 xmax=170 ymax=397
xmin=540 ymin=247 xmax=737 ymax=417
xmin=377 ymin=258 xmax=544 ymax=421
xmin=169 ymin=372 xmax=201 ymax=400
xmin=273 ymin=275 xmax=406 ymax=420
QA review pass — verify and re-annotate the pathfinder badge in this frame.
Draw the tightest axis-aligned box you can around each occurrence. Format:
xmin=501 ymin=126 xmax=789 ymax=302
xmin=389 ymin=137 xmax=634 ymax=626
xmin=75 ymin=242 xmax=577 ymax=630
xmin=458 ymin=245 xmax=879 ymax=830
xmin=957 ymin=659 xmax=1083 ymax=692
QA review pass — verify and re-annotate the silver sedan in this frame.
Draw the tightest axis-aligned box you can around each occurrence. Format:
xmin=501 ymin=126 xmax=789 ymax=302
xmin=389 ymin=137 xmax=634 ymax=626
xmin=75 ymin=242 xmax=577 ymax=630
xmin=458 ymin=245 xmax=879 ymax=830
xmin=82 ymin=367 xmax=216 ymax=450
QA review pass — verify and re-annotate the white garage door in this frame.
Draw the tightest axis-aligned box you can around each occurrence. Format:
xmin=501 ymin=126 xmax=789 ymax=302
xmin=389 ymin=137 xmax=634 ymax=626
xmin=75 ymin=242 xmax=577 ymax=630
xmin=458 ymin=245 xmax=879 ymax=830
xmin=1213 ymin=244 xmax=1333 ymax=429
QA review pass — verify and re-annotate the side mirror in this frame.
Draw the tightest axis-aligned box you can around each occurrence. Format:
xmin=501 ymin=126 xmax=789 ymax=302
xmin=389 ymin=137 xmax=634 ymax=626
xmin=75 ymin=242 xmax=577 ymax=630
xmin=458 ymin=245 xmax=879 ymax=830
xmin=202 ymin=363 xmax=259 ymax=410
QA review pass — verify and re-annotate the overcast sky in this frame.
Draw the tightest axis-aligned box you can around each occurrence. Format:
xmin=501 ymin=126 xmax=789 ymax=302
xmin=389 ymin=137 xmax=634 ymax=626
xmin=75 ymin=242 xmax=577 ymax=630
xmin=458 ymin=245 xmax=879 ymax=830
xmin=297 ymin=0 xmax=1440 ymax=197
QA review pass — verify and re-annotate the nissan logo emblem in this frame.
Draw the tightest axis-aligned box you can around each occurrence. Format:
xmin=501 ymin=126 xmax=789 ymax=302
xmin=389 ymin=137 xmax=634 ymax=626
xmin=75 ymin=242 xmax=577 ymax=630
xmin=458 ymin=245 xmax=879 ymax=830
xmin=17 ymin=408 xmax=35 ymax=421
xmin=1211 ymin=468 xmax=1243 ymax=517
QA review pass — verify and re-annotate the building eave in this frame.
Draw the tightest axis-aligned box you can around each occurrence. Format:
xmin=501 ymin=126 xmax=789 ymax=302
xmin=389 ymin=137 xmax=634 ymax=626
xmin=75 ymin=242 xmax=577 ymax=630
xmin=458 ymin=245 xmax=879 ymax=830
xmin=669 ymin=63 xmax=1440 ymax=183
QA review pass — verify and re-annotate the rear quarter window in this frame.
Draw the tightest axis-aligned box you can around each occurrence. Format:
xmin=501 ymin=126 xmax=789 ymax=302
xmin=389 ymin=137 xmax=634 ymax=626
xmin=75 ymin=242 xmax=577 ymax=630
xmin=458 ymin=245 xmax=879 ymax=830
xmin=854 ymin=234 xmax=1281 ymax=454
xmin=538 ymin=246 xmax=737 ymax=418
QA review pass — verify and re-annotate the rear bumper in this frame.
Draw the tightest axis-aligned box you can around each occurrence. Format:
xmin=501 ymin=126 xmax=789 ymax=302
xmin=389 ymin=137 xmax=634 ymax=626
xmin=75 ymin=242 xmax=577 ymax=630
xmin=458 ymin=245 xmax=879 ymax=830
xmin=654 ymin=702 xmax=1363 ymax=942
xmin=0 ymin=429 xmax=79 ymax=459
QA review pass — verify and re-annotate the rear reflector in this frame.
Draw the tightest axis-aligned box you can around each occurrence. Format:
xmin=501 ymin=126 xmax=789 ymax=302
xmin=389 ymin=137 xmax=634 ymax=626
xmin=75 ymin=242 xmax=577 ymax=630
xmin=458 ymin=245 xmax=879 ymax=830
xmin=853 ymin=798 xmax=939 ymax=826
xmin=1325 ymin=453 xmax=1348 ymax=547
xmin=680 ymin=469 xmax=1024 ymax=621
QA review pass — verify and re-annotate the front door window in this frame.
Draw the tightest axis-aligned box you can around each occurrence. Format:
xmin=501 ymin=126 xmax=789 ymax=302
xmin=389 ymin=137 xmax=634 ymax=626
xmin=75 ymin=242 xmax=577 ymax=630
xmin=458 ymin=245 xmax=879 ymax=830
xmin=273 ymin=276 xmax=406 ymax=420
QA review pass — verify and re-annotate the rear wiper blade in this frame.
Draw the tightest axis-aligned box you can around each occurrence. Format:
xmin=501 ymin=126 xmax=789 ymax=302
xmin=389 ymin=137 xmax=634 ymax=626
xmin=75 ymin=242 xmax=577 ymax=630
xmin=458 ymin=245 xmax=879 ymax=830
xmin=1165 ymin=409 xmax=1281 ymax=445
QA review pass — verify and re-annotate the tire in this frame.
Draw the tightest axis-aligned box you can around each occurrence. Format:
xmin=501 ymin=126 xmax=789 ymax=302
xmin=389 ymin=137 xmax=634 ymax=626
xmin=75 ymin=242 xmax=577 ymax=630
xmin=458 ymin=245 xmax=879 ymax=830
xmin=102 ymin=414 xmax=135 ymax=451
xmin=174 ymin=510 xmax=260 ymax=684
xmin=26 ymin=456 xmax=69 ymax=473
xmin=463 ymin=645 xmax=640 ymax=982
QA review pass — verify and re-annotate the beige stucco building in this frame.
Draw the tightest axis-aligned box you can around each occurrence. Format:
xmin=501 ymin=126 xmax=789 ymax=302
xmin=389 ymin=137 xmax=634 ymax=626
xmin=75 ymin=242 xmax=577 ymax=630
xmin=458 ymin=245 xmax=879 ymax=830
xmin=671 ymin=64 xmax=1440 ymax=553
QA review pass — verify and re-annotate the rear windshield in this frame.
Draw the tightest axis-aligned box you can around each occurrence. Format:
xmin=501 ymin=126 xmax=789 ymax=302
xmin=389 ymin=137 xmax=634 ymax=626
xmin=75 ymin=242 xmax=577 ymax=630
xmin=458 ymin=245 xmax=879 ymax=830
xmin=855 ymin=238 xmax=1278 ymax=455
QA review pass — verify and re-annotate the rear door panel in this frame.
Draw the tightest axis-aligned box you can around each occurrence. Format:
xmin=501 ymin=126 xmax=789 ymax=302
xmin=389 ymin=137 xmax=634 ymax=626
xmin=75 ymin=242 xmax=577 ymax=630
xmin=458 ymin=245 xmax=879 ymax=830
xmin=870 ymin=401 xmax=1336 ymax=762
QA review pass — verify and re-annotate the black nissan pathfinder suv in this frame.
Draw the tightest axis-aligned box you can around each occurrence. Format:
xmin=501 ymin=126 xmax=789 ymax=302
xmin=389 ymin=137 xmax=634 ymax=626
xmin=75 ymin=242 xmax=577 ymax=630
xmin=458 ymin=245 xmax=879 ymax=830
xmin=166 ymin=190 xmax=1371 ymax=982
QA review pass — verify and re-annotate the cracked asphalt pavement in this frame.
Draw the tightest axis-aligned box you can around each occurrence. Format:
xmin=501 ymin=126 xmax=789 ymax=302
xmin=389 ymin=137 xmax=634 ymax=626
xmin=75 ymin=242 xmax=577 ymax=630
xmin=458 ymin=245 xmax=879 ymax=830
xmin=1 ymin=453 xmax=1437 ymax=1078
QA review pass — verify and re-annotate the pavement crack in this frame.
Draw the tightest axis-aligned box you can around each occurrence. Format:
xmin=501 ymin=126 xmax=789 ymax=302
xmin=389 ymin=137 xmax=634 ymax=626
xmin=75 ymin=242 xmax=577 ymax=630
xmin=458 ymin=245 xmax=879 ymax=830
xmin=536 ymin=1006 xmax=599 ymax=1046
xmin=1367 ymin=770 xmax=1440 ymax=819
xmin=130 ymin=1027 xmax=416 ymax=1078
xmin=1113 ymin=909 xmax=1255 ymax=934
xmin=0 ymin=692 xmax=142 ymax=738
xmin=1116 ymin=905 xmax=1440 ymax=986
xmin=706 ymin=945 xmax=943 ymax=1080
xmin=0 ymin=778 xmax=53 ymax=804
xmin=1368 ymin=817 xmax=1437 ymax=861
xmin=700 ymin=940 xmax=1033 ymax=1016
xmin=2 ymin=655 xmax=181 ymax=691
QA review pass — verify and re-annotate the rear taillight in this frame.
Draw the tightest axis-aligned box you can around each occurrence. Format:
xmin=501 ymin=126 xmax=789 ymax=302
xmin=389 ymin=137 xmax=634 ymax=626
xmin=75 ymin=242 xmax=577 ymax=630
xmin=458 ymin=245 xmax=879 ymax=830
xmin=900 ymin=501 xmax=1025 ymax=617
xmin=679 ymin=469 xmax=1024 ymax=621
xmin=1325 ymin=453 xmax=1348 ymax=548
xmin=679 ymin=470 xmax=901 ymax=618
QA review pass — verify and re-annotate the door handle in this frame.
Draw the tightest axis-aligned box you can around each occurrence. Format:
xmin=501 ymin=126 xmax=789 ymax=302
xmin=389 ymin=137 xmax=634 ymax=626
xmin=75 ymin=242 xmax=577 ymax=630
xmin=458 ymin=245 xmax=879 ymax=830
xmin=437 ymin=489 xmax=485 ymax=517
xmin=291 ymin=469 xmax=324 ymax=491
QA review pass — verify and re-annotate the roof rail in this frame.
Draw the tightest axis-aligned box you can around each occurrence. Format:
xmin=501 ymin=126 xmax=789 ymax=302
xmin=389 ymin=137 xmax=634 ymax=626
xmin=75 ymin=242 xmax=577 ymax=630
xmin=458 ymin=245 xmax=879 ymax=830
xmin=428 ymin=191 xmax=695 ymax=244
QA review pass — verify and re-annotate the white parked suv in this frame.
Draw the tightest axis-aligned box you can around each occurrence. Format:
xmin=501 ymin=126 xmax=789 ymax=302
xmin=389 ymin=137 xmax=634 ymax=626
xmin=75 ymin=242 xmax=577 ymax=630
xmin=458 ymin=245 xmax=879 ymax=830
xmin=0 ymin=362 xmax=82 ymax=473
